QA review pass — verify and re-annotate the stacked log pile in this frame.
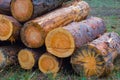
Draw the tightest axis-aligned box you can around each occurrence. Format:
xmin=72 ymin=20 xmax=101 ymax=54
xmin=45 ymin=17 xmax=106 ymax=58
xmin=0 ymin=0 xmax=120 ymax=79
xmin=21 ymin=1 xmax=90 ymax=48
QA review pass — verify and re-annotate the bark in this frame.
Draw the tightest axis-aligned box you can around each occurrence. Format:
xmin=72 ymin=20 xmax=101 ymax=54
xmin=71 ymin=32 xmax=120 ymax=77
xmin=0 ymin=14 xmax=22 ymax=42
xmin=18 ymin=46 xmax=46 ymax=70
xmin=38 ymin=52 xmax=61 ymax=74
xmin=11 ymin=0 xmax=65 ymax=22
xmin=0 ymin=0 xmax=11 ymax=15
xmin=46 ymin=17 xmax=106 ymax=58
xmin=0 ymin=46 xmax=22 ymax=69
xmin=21 ymin=1 xmax=90 ymax=48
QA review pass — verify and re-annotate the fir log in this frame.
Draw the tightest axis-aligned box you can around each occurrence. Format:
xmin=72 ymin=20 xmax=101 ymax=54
xmin=0 ymin=46 xmax=21 ymax=69
xmin=46 ymin=17 xmax=106 ymax=58
xmin=71 ymin=32 xmax=120 ymax=77
xmin=18 ymin=47 xmax=45 ymax=70
xmin=21 ymin=1 xmax=90 ymax=48
xmin=11 ymin=0 xmax=65 ymax=22
xmin=0 ymin=14 xmax=22 ymax=42
xmin=38 ymin=53 xmax=61 ymax=74
xmin=0 ymin=0 xmax=11 ymax=15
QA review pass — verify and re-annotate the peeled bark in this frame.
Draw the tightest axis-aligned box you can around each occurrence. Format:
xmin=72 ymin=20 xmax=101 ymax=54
xmin=71 ymin=32 xmax=120 ymax=77
xmin=0 ymin=46 xmax=21 ymax=69
xmin=0 ymin=14 xmax=22 ymax=42
xmin=0 ymin=0 xmax=11 ymax=15
xmin=18 ymin=46 xmax=45 ymax=70
xmin=11 ymin=0 xmax=65 ymax=22
xmin=38 ymin=53 xmax=61 ymax=74
xmin=46 ymin=17 xmax=106 ymax=58
xmin=21 ymin=1 xmax=90 ymax=48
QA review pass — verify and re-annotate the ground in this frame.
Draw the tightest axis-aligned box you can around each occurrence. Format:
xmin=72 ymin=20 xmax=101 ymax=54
xmin=0 ymin=0 xmax=120 ymax=80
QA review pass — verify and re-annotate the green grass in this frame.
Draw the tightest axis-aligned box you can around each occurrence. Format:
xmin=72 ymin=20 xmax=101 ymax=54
xmin=0 ymin=0 xmax=120 ymax=80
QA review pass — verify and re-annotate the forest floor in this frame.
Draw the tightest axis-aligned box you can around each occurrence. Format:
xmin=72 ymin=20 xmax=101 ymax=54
xmin=0 ymin=0 xmax=120 ymax=80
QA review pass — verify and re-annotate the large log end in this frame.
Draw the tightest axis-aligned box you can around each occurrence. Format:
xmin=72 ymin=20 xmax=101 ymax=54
xmin=71 ymin=45 xmax=105 ymax=77
xmin=0 ymin=14 xmax=13 ymax=41
xmin=18 ymin=49 xmax=35 ymax=70
xmin=38 ymin=53 xmax=60 ymax=74
xmin=11 ymin=0 xmax=33 ymax=22
xmin=45 ymin=27 xmax=75 ymax=58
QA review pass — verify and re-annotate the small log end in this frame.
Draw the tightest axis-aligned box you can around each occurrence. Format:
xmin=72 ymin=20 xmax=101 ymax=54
xmin=18 ymin=49 xmax=35 ymax=70
xmin=38 ymin=53 xmax=59 ymax=74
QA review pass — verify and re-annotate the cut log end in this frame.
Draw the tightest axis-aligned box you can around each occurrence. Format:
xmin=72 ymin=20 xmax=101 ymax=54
xmin=0 ymin=15 xmax=13 ymax=41
xmin=0 ymin=50 xmax=6 ymax=68
xmin=46 ymin=28 xmax=75 ymax=58
xmin=38 ymin=53 xmax=59 ymax=74
xmin=18 ymin=49 xmax=35 ymax=70
xmin=71 ymin=45 xmax=105 ymax=77
xmin=21 ymin=22 xmax=45 ymax=48
xmin=11 ymin=0 xmax=33 ymax=22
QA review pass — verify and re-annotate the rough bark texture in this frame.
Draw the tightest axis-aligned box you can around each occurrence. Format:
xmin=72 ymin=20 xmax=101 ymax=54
xmin=38 ymin=53 xmax=61 ymax=74
xmin=89 ymin=32 xmax=120 ymax=76
xmin=11 ymin=0 xmax=65 ymax=22
xmin=63 ymin=17 xmax=106 ymax=48
xmin=71 ymin=32 xmax=120 ymax=77
xmin=21 ymin=1 xmax=90 ymax=48
xmin=18 ymin=46 xmax=46 ymax=70
xmin=0 ymin=0 xmax=11 ymax=15
xmin=0 ymin=46 xmax=22 ymax=69
xmin=46 ymin=17 xmax=106 ymax=58
xmin=0 ymin=14 xmax=22 ymax=42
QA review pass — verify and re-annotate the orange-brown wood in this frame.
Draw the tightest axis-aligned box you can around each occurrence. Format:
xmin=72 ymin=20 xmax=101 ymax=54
xmin=0 ymin=14 xmax=21 ymax=42
xmin=46 ymin=17 xmax=106 ymax=58
xmin=38 ymin=53 xmax=61 ymax=74
xmin=21 ymin=1 xmax=90 ymax=48
xmin=71 ymin=32 xmax=120 ymax=77
xmin=11 ymin=0 xmax=65 ymax=22
xmin=18 ymin=47 xmax=45 ymax=70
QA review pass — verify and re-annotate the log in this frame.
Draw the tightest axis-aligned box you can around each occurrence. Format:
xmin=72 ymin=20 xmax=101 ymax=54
xmin=18 ymin=47 xmax=45 ymax=70
xmin=0 ymin=0 xmax=11 ymax=15
xmin=0 ymin=14 xmax=22 ymax=42
xmin=11 ymin=0 xmax=65 ymax=22
xmin=0 ymin=46 xmax=21 ymax=69
xmin=71 ymin=32 xmax=120 ymax=77
xmin=21 ymin=1 xmax=90 ymax=48
xmin=38 ymin=53 xmax=61 ymax=74
xmin=46 ymin=17 xmax=106 ymax=58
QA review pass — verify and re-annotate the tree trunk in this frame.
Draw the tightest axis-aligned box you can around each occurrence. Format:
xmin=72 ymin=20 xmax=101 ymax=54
xmin=46 ymin=17 xmax=106 ymax=58
xmin=0 ymin=46 xmax=22 ymax=69
xmin=71 ymin=32 xmax=120 ymax=77
xmin=18 ymin=46 xmax=46 ymax=70
xmin=21 ymin=1 xmax=90 ymax=48
xmin=38 ymin=53 xmax=61 ymax=74
xmin=0 ymin=14 xmax=22 ymax=42
xmin=11 ymin=0 xmax=65 ymax=22
xmin=0 ymin=0 xmax=11 ymax=15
